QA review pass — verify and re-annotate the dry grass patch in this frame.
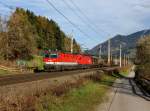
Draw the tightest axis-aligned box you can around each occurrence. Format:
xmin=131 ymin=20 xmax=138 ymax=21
xmin=0 ymin=71 xmax=116 ymax=111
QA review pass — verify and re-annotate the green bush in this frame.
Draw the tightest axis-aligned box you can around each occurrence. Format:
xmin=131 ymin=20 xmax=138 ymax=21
xmin=27 ymin=55 xmax=44 ymax=70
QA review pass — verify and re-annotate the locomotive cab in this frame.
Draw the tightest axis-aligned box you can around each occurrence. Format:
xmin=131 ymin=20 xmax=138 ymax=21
xmin=43 ymin=53 xmax=59 ymax=65
xmin=43 ymin=53 xmax=60 ymax=71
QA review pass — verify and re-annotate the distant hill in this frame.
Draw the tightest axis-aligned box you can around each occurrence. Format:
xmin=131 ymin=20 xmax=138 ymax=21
xmin=88 ymin=29 xmax=150 ymax=58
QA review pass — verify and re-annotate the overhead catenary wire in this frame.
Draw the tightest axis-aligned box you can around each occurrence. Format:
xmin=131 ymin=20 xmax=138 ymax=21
xmin=0 ymin=1 xmax=75 ymax=52
xmin=61 ymin=0 xmax=103 ymax=38
xmin=0 ymin=0 xmax=100 ymax=49
xmin=69 ymin=0 xmax=113 ymax=59
xmin=0 ymin=1 xmax=15 ymax=17
xmin=0 ymin=1 xmax=15 ymax=10
xmin=0 ymin=13 xmax=10 ymax=18
xmin=45 ymin=0 xmax=99 ymax=43
xmin=0 ymin=0 xmax=101 ymax=44
xmin=0 ymin=1 xmax=86 ymax=53
xmin=69 ymin=0 xmax=111 ymax=36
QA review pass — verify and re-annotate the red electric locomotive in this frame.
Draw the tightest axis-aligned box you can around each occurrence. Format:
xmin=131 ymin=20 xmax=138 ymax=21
xmin=43 ymin=51 xmax=93 ymax=71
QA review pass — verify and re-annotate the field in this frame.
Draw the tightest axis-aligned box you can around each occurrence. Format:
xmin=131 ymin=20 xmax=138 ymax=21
xmin=0 ymin=71 xmax=116 ymax=111
xmin=36 ymin=75 xmax=115 ymax=111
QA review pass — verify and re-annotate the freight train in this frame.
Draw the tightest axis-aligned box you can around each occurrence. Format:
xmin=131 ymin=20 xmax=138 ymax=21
xmin=43 ymin=51 xmax=101 ymax=71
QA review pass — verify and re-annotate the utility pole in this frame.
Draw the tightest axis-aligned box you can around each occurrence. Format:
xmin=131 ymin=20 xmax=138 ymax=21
xmin=120 ymin=44 xmax=122 ymax=67
xmin=124 ymin=54 xmax=126 ymax=66
xmin=99 ymin=45 xmax=102 ymax=63
xmin=127 ymin=55 xmax=129 ymax=65
xmin=71 ymin=37 xmax=73 ymax=53
xmin=111 ymin=52 xmax=113 ymax=65
xmin=114 ymin=55 xmax=118 ymax=65
xmin=70 ymin=30 xmax=74 ymax=53
xmin=108 ymin=39 xmax=111 ymax=65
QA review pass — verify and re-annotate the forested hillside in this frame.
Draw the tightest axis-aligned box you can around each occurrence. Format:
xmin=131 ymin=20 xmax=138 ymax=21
xmin=0 ymin=8 xmax=81 ymax=60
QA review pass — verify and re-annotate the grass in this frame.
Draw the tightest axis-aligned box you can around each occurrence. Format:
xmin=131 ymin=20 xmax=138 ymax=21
xmin=119 ymin=66 xmax=131 ymax=76
xmin=0 ymin=68 xmax=24 ymax=76
xmin=36 ymin=75 xmax=116 ymax=111
xmin=0 ymin=71 xmax=116 ymax=111
xmin=101 ymin=74 xmax=116 ymax=85
xmin=0 ymin=69 xmax=12 ymax=76
xmin=37 ymin=82 xmax=107 ymax=111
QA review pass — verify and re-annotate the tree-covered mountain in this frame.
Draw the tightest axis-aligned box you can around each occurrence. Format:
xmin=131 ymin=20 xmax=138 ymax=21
xmin=0 ymin=8 xmax=81 ymax=60
xmin=89 ymin=29 xmax=150 ymax=58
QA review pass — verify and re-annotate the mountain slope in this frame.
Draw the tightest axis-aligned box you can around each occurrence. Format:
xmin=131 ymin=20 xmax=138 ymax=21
xmin=89 ymin=29 xmax=150 ymax=58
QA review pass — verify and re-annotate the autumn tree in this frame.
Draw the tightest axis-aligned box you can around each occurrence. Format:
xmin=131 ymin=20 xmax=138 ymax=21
xmin=0 ymin=8 xmax=81 ymax=60
xmin=136 ymin=35 xmax=150 ymax=79
xmin=6 ymin=8 xmax=36 ymax=60
xmin=73 ymin=39 xmax=81 ymax=53
xmin=0 ymin=16 xmax=9 ymax=59
xmin=25 ymin=9 xmax=80 ymax=52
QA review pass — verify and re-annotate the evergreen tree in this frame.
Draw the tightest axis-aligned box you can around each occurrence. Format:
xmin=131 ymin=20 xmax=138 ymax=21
xmin=0 ymin=8 xmax=81 ymax=60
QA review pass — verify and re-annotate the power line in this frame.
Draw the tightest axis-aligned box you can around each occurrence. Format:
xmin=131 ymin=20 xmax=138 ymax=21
xmin=69 ymin=0 xmax=111 ymax=36
xmin=68 ymin=0 xmax=113 ymax=60
xmin=61 ymin=0 xmax=103 ymax=38
xmin=0 ymin=0 xmax=98 ymax=48
xmin=0 ymin=0 xmax=96 ymax=43
xmin=119 ymin=44 xmax=122 ymax=67
xmin=0 ymin=1 xmax=15 ymax=10
xmin=108 ymin=39 xmax=111 ymax=65
xmin=45 ymin=0 xmax=97 ymax=42
xmin=46 ymin=0 xmax=92 ymax=51
xmin=0 ymin=1 xmax=15 ymax=17
xmin=0 ymin=1 xmax=87 ymax=52
xmin=0 ymin=13 xmax=10 ymax=18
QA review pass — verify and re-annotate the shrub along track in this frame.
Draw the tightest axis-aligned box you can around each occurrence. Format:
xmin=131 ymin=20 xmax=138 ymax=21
xmin=0 ymin=67 xmax=119 ymax=86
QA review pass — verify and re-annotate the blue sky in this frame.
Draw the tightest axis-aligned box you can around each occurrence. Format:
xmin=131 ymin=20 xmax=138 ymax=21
xmin=0 ymin=0 xmax=150 ymax=49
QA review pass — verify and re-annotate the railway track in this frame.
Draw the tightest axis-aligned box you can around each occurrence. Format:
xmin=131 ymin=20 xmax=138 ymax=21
xmin=0 ymin=67 xmax=119 ymax=86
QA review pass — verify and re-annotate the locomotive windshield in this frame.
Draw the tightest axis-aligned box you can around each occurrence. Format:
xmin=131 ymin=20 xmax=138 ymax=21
xmin=44 ymin=54 xmax=49 ymax=58
xmin=50 ymin=54 xmax=58 ymax=58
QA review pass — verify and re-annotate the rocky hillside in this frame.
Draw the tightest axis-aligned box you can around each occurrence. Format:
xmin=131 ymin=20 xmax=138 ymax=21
xmin=89 ymin=29 xmax=150 ymax=58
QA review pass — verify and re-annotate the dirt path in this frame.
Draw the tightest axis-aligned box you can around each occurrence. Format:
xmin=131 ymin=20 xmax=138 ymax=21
xmin=96 ymin=69 xmax=150 ymax=111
